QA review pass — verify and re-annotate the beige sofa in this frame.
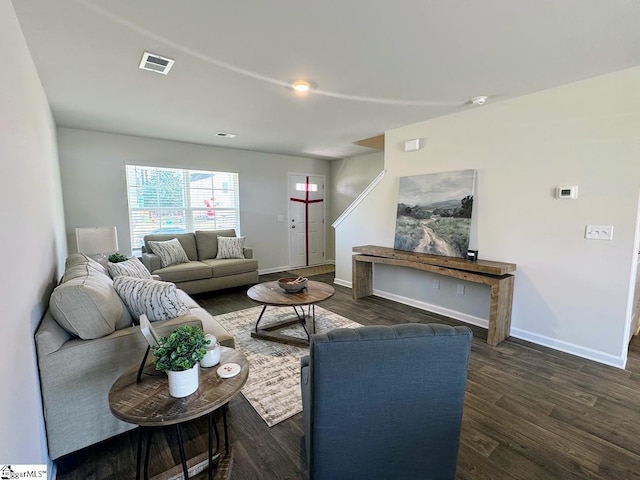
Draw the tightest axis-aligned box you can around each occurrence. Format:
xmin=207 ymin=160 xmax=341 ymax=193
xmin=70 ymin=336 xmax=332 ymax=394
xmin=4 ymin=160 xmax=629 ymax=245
xmin=141 ymin=229 xmax=258 ymax=295
xmin=35 ymin=254 xmax=235 ymax=460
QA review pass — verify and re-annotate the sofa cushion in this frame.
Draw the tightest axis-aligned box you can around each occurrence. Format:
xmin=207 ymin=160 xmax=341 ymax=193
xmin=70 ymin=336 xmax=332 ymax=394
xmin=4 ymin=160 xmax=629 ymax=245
xmin=148 ymin=238 xmax=190 ymax=268
xmin=64 ymin=253 xmax=108 ymax=278
xmin=195 ymin=229 xmax=236 ymax=260
xmin=113 ymin=276 xmax=191 ymax=322
xmin=154 ymin=261 xmax=212 ymax=283
xmin=202 ymin=258 xmax=259 ymax=278
xmin=49 ymin=264 xmax=133 ymax=339
xmin=216 ymin=236 xmax=246 ymax=259
xmin=107 ymin=257 xmax=153 ymax=279
xmin=144 ymin=233 xmax=198 ymax=261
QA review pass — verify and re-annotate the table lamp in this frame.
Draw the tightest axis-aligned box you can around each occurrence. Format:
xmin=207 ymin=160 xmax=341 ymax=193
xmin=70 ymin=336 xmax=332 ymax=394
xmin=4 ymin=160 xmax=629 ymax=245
xmin=75 ymin=226 xmax=119 ymax=266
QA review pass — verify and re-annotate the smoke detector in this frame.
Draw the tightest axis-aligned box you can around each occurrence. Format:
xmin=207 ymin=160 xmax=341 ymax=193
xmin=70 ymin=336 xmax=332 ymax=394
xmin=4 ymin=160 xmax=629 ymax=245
xmin=139 ymin=52 xmax=175 ymax=75
xmin=471 ymin=96 xmax=488 ymax=106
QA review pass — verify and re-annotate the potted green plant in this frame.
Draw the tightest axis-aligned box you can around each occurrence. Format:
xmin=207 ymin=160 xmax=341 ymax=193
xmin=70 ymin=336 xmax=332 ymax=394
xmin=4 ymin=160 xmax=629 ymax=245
xmin=150 ymin=325 xmax=210 ymax=398
xmin=108 ymin=252 xmax=129 ymax=263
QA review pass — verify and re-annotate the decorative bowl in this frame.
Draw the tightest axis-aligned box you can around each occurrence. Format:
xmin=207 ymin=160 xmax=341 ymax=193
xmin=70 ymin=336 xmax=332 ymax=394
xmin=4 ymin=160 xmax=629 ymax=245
xmin=278 ymin=277 xmax=308 ymax=293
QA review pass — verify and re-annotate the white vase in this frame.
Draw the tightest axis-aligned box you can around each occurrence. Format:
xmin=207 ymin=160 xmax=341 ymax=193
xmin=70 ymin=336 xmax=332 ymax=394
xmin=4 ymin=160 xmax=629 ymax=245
xmin=167 ymin=364 xmax=199 ymax=398
xmin=201 ymin=343 xmax=221 ymax=368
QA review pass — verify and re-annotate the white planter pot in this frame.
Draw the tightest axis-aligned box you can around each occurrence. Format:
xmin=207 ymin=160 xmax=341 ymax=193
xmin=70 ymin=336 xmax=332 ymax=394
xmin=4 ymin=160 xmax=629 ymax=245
xmin=167 ymin=364 xmax=199 ymax=398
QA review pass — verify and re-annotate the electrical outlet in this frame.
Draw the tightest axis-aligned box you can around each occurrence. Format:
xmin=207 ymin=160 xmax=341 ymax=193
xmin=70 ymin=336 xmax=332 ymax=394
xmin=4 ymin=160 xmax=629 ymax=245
xmin=432 ymin=279 xmax=440 ymax=290
xmin=585 ymin=225 xmax=614 ymax=240
xmin=456 ymin=284 xmax=465 ymax=295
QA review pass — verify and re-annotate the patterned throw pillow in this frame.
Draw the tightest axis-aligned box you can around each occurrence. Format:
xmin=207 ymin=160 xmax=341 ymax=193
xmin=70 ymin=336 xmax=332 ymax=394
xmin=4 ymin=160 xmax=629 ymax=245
xmin=107 ymin=256 xmax=153 ymax=280
xmin=147 ymin=238 xmax=190 ymax=268
xmin=113 ymin=276 xmax=191 ymax=322
xmin=216 ymin=236 xmax=246 ymax=259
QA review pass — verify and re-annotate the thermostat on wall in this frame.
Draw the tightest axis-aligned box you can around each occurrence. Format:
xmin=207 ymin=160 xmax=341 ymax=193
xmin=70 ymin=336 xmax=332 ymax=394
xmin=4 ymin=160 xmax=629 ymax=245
xmin=556 ymin=186 xmax=578 ymax=199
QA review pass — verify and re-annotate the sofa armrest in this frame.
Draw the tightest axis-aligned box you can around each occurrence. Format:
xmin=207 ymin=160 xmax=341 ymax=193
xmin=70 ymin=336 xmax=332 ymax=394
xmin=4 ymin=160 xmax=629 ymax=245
xmin=36 ymin=313 xmax=203 ymax=458
xmin=141 ymin=252 xmax=162 ymax=273
xmin=35 ymin=311 xmax=73 ymax=358
xmin=300 ymin=354 xmax=310 ymax=371
xmin=243 ymin=247 xmax=253 ymax=259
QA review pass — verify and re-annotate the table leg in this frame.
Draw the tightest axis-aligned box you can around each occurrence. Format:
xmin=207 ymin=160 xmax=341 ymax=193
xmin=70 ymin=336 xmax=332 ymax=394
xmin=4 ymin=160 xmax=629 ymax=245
xmin=136 ymin=427 xmax=153 ymax=480
xmin=254 ymin=305 xmax=268 ymax=332
xmin=310 ymin=304 xmax=316 ymax=334
xmin=292 ymin=305 xmax=305 ymax=321
xmin=213 ymin=411 xmax=220 ymax=453
xmin=136 ymin=427 xmax=142 ymax=480
xmin=143 ymin=428 xmax=153 ymax=480
xmin=208 ymin=412 xmax=213 ymax=480
xmin=223 ymin=404 xmax=229 ymax=455
xmin=175 ymin=424 xmax=190 ymax=479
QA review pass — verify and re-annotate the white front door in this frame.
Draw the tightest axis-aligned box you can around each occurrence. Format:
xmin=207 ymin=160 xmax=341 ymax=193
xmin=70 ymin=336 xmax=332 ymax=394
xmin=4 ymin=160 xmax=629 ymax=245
xmin=288 ymin=174 xmax=325 ymax=268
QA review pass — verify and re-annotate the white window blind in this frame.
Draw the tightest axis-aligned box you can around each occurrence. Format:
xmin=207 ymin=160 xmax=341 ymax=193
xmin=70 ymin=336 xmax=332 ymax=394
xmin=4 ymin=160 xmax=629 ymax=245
xmin=125 ymin=165 xmax=240 ymax=254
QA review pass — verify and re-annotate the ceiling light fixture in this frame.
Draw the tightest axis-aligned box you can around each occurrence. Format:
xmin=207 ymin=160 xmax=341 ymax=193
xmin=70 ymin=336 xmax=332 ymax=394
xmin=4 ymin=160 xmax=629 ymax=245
xmin=291 ymin=80 xmax=312 ymax=93
xmin=215 ymin=132 xmax=237 ymax=138
xmin=471 ymin=96 xmax=488 ymax=106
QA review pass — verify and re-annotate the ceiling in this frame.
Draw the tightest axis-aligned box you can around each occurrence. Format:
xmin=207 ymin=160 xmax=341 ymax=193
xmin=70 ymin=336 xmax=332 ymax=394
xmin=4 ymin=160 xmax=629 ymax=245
xmin=11 ymin=0 xmax=640 ymax=160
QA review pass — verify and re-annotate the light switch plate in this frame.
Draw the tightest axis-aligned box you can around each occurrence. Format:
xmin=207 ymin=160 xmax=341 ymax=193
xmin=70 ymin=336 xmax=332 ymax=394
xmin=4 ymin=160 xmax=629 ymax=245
xmin=585 ymin=225 xmax=614 ymax=240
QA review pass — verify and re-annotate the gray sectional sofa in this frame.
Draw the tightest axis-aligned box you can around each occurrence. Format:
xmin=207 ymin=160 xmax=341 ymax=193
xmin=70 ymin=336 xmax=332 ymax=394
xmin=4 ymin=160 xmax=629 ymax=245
xmin=141 ymin=229 xmax=258 ymax=294
xmin=35 ymin=254 xmax=235 ymax=459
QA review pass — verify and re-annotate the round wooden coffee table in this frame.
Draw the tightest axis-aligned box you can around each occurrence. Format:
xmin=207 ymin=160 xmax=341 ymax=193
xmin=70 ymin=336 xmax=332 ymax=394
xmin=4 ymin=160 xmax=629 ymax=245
xmin=109 ymin=346 xmax=248 ymax=480
xmin=247 ymin=280 xmax=335 ymax=347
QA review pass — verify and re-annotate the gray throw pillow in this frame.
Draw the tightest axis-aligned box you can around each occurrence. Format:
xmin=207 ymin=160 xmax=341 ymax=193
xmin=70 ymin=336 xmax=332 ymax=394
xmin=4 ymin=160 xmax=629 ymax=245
xmin=113 ymin=276 xmax=191 ymax=322
xmin=216 ymin=236 xmax=245 ymax=259
xmin=50 ymin=265 xmax=133 ymax=339
xmin=108 ymin=256 xmax=153 ymax=279
xmin=148 ymin=238 xmax=190 ymax=268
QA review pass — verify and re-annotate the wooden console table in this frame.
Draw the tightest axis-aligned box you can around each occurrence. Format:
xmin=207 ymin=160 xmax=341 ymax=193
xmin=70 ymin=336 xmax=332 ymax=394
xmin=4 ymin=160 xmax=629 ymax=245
xmin=352 ymin=245 xmax=516 ymax=346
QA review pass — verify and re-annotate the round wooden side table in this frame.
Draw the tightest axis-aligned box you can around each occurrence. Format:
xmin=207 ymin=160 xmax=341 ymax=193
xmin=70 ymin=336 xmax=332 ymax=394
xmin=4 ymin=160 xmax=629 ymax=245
xmin=109 ymin=346 xmax=248 ymax=480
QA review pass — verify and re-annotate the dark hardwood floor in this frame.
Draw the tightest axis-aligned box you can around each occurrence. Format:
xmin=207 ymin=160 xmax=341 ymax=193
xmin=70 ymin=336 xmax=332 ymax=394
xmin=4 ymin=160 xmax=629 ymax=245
xmin=56 ymin=272 xmax=640 ymax=479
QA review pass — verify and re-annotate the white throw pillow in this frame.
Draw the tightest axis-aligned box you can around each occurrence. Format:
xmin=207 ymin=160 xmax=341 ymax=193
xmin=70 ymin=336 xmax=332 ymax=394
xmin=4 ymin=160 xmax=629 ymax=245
xmin=113 ymin=276 xmax=191 ymax=322
xmin=148 ymin=238 xmax=190 ymax=268
xmin=108 ymin=256 xmax=153 ymax=280
xmin=216 ymin=236 xmax=245 ymax=259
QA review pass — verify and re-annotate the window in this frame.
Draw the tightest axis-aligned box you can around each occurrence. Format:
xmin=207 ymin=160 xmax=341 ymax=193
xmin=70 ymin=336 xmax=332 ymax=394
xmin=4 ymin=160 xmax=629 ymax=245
xmin=295 ymin=182 xmax=318 ymax=192
xmin=125 ymin=165 xmax=240 ymax=254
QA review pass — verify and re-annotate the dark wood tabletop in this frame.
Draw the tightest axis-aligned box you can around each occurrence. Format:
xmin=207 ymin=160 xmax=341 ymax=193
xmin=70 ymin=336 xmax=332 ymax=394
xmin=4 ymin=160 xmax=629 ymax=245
xmin=247 ymin=280 xmax=335 ymax=307
xmin=109 ymin=346 xmax=248 ymax=427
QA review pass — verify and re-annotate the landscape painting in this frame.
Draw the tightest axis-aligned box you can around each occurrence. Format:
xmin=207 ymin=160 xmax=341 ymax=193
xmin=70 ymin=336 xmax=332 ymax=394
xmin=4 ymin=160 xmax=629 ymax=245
xmin=394 ymin=169 xmax=476 ymax=258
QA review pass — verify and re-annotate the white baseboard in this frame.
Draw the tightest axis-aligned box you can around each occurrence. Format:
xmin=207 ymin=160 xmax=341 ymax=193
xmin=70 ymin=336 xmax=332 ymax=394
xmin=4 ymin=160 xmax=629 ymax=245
xmin=510 ymin=327 xmax=626 ymax=368
xmin=258 ymin=266 xmax=289 ymax=275
xmin=352 ymin=286 xmax=628 ymax=369
xmin=260 ymin=261 xmax=335 ymax=276
xmin=333 ymin=278 xmax=351 ymax=288
xmin=374 ymin=289 xmax=489 ymax=329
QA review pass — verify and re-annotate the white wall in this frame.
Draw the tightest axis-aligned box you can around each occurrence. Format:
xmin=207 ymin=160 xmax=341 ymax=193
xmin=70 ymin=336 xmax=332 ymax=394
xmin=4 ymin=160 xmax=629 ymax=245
xmin=57 ymin=128 xmax=332 ymax=273
xmin=335 ymin=67 xmax=640 ymax=367
xmin=329 ymin=151 xmax=384 ymax=261
xmin=0 ymin=2 xmax=66 ymax=469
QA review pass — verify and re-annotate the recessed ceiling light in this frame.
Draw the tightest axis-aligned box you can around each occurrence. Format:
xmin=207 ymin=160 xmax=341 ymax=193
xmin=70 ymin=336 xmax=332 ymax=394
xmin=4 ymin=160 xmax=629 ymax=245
xmin=291 ymin=80 xmax=311 ymax=93
xmin=215 ymin=132 xmax=237 ymax=138
xmin=471 ymin=96 xmax=488 ymax=105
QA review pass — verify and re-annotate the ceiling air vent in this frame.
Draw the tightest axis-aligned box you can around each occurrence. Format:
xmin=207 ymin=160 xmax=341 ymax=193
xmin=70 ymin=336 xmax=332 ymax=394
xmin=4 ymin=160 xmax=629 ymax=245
xmin=138 ymin=51 xmax=175 ymax=75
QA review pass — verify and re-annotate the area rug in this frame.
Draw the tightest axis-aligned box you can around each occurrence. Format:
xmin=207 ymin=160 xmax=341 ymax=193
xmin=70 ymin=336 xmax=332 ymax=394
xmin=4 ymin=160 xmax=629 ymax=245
xmin=286 ymin=264 xmax=335 ymax=278
xmin=215 ymin=305 xmax=361 ymax=427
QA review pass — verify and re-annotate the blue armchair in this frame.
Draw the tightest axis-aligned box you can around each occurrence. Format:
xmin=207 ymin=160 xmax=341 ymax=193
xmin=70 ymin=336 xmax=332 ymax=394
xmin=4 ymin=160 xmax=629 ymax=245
xmin=300 ymin=323 xmax=472 ymax=480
